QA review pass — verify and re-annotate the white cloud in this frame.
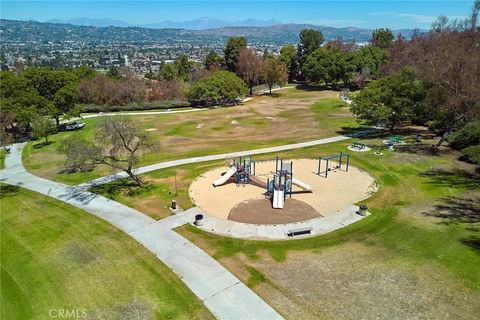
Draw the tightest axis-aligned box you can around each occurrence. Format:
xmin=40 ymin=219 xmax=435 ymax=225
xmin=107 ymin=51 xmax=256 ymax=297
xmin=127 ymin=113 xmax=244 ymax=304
xmin=397 ymin=13 xmax=437 ymax=23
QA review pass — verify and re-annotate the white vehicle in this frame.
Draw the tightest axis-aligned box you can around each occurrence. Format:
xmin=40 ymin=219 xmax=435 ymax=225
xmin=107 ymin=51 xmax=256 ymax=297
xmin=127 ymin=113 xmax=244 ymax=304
xmin=65 ymin=122 xmax=86 ymax=131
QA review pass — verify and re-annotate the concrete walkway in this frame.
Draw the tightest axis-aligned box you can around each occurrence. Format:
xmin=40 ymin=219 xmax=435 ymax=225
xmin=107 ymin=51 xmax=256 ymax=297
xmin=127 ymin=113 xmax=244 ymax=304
xmin=179 ymin=206 xmax=368 ymax=240
xmin=80 ymin=129 xmax=374 ymax=188
xmin=0 ymin=144 xmax=283 ymax=320
xmin=80 ymin=108 xmax=207 ymax=119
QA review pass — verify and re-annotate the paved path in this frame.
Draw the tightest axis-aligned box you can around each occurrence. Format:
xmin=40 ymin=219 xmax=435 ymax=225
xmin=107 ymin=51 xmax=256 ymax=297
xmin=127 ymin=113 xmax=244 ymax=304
xmin=80 ymin=129 xmax=373 ymax=188
xmin=79 ymin=108 xmax=207 ymax=119
xmin=181 ymin=206 xmax=368 ymax=240
xmin=0 ymin=144 xmax=283 ymax=320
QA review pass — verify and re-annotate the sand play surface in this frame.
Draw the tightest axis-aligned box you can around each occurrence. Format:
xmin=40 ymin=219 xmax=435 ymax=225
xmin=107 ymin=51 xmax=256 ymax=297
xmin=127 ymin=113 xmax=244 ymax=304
xmin=189 ymin=159 xmax=378 ymax=224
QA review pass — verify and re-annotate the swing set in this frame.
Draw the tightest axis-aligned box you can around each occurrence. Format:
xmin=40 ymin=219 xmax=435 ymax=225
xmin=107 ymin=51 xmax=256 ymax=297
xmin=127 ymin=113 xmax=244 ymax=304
xmin=317 ymin=152 xmax=350 ymax=178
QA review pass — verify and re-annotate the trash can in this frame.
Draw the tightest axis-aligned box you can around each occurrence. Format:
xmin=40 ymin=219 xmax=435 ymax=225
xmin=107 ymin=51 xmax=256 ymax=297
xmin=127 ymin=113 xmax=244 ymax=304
xmin=194 ymin=214 xmax=204 ymax=226
xmin=358 ymin=205 xmax=368 ymax=216
xmin=171 ymin=200 xmax=177 ymax=210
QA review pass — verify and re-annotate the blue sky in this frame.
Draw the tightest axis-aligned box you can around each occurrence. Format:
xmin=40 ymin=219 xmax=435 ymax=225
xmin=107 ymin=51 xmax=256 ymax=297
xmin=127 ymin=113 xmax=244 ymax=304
xmin=0 ymin=1 xmax=472 ymax=29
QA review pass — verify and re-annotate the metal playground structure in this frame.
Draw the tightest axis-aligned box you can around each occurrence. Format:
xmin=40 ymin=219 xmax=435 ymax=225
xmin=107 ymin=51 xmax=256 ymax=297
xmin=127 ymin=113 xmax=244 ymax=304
xmin=317 ymin=152 xmax=350 ymax=178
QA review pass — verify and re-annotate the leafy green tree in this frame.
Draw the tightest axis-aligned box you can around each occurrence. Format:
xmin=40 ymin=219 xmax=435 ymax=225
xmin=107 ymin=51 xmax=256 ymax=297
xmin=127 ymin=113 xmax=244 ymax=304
xmin=280 ymin=44 xmax=297 ymax=82
xmin=23 ymin=67 xmax=73 ymax=100
xmin=188 ymin=71 xmax=247 ymax=105
xmin=31 ymin=117 xmax=56 ymax=144
xmin=304 ymin=48 xmax=356 ymax=85
xmin=351 ymin=68 xmax=427 ymax=132
xmin=160 ymin=63 xmax=177 ymax=81
xmin=175 ymin=54 xmax=192 ymax=80
xmin=223 ymin=37 xmax=247 ymax=72
xmin=71 ymin=65 xmax=97 ymax=81
xmin=353 ymin=46 xmax=388 ymax=77
xmin=106 ymin=66 xmax=122 ymax=79
xmin=297 ymin=29 xmax=324 ymax=75
xmin=371 ymin=28 xmax=394 ymax=49
xmin=53 ymin=83 xmax=79 ymax=125
xmin=264 ymin=58 xmax=288 ymax=94
xmin=205 ymin=50 xmax=223 ymax=70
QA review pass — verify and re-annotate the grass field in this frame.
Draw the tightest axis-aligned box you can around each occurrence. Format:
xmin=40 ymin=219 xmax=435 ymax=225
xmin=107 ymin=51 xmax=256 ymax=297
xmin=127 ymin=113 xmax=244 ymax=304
xmin=23 ymin=87 xmax=366 ymax=184
xmin=166 ymin=131 xmax=480 ymax=319
xmin=0 ymin=184 xmax=213 ymax=320
xmin=0 ymin=149 xmax=6 ymax=170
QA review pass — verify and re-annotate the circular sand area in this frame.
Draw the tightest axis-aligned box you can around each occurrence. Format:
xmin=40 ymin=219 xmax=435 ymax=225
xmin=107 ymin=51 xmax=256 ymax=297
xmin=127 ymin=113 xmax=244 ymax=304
xmin=189 ymin=158 xmax=378 ymax=224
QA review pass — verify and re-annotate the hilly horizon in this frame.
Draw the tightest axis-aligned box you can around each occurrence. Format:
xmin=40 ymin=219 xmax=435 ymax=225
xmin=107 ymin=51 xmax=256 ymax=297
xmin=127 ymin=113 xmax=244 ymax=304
xmin=46 ymin=17 xmax=285 ymax=30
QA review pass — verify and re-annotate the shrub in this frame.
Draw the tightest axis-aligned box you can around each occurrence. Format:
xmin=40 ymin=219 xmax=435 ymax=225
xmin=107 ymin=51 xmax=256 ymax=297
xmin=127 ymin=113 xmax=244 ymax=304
xmin=449 ymin=121 xmax=480 ymax=150
xmin=461 ymin=145 xmax=480 ymax=164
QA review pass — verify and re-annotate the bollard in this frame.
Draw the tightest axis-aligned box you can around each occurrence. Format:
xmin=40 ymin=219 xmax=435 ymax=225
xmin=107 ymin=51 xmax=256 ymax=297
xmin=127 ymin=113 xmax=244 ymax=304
xmin=358 ymin=205 xmax=368 ymax=216
xmin=194 ymin=214 xmax=204 ymax=226
xmin=171 ymin=200 xmax=177 ymax=210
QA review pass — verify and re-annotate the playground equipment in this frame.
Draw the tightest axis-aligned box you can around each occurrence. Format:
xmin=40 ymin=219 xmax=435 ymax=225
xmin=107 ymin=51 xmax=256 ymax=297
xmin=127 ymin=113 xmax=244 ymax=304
xmin=317 ymin=152 xmax=350 ymax=178
xmin=212 ymin=156 xmax=251 ymax=187
xmin=212 ymin=156 xmax=313 ymax=209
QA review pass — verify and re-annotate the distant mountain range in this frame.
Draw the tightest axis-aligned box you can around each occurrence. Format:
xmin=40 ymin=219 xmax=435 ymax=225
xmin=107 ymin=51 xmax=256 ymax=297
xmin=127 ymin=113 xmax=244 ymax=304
xmin=46 ymin=17 xmax=283 ymax=30
xmin=0 ymin=19 xmax=421 ymax=46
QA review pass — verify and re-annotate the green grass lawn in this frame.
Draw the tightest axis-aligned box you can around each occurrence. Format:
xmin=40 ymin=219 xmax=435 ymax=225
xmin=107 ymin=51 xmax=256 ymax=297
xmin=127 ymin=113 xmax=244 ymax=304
xmin=170 ymin=133 xmax=480 ymax=317
xmin=0 ymin=184 xmax=213 ymax=320
xmin=23 ymin=88 xmax=365 ymax=185
xmin=88 ymin=129 xmax=480 ymax=317
xmin=0 ymin=149 xmax=6 ymax=170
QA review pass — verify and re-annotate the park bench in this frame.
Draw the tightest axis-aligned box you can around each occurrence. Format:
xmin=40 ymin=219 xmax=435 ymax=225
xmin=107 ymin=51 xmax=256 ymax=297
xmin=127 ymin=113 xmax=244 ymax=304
xmin=387 ymin=135 xmax=402 ymax=143
xmin=287 ymin=226 xmax=313 ymax=237
xmin=351 ymin=142 xmax=367 ymax=150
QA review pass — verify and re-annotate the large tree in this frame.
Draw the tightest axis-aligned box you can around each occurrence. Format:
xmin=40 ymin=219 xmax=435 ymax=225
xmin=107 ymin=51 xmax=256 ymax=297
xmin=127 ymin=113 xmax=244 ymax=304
xmin=264 ymin=58 xmax=288 ymax=94
xmin=60 ymin=117 xmax=154 ymax=186
xmin=387 ymin=6 xmax=480 ymax=145
xmin=188 ymin=71 xmax=247 ymax=106
xmin=371 ymin=28 xmax=394 ymax=49
xmin=236 ymin=48 xmax=264 ymax=95
xmin=223 ymin=36 xmax=247 ymax=72
xmin=175 ymin=54 xmax=192 ymax=80
xmin=296 ymin=29 xmax=324 ymax=75
xmin=304 ymin=48 xmax=356 ymax=86
xmin=351 ymin=68 xmax=427 ymax=132
xmin=279 ymin=44 xmax=297 ymax=82
xmin=204 ymin=50 xmax=223 ymax=70
xmin=31 ymin=117 xmax=56 ymax=144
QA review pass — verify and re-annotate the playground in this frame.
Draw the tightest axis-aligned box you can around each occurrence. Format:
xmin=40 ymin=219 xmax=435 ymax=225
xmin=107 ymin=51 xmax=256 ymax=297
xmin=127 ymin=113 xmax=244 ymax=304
xmin=189 ymin=155 xmax=378 ymax=225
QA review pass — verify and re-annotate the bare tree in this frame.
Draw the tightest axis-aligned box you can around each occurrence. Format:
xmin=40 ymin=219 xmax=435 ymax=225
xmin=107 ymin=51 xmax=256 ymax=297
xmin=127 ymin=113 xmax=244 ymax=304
xmin=236 ymin=48 xmax=264 ymax=95
xmin=387 ymin=5 xmax=480 ymax=146
xmin=60 ymin=117 xmax=155 ymax=186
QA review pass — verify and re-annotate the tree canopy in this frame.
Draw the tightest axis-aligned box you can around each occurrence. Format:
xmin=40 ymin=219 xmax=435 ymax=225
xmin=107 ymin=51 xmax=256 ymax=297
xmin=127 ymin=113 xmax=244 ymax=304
xmin=223 ymin=36 xmax=247 ymax=72
xmin=351 ymin=68 xmax=427 ymax=132
xmin=371 ymin=28 xmax=394 ymax=48
xmin=187 ymin=71 xmax=247 ymax=105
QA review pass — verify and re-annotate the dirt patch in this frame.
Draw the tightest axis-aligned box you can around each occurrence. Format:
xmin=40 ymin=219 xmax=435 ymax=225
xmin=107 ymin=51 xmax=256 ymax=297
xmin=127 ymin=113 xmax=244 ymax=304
xmin=228 ymin=198 xmax=321 ymax=224
xmin=245 ymin=243 xmax=480 ymax=319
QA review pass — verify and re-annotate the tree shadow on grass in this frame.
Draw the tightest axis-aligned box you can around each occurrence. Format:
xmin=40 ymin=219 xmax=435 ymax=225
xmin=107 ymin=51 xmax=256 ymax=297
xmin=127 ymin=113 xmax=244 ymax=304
xmin=460 ymin=236 xmax=480 ymax=253
xmin=0 ymin=184 xmax=20 ymax=198
xmin=32 ymin=141 xmax=55 ymax=149
xmin=422 ymin=196 xmax=480 ymax=225
xmin=419 ymin=168 xmax=480 ymax=189
xmin=335 ymin=126 xmax=384 ymax=139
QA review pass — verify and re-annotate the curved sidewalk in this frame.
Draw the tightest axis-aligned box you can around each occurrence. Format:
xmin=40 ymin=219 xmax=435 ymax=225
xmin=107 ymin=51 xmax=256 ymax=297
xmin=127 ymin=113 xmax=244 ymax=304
xmin=166 ymin=206 xmax=369 ymax=240
xmin=0 ymin=143 xmax=283 ymax=320
xmin=80 ymin=129 xmax=375 ymax=188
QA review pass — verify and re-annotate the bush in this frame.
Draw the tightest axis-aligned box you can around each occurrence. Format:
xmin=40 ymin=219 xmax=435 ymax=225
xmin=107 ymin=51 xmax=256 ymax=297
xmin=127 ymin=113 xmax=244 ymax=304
xmin=461 ymin=145 xmax=480 ymax=164
xmin=449 ymin=121 xmax=480 ymax=150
